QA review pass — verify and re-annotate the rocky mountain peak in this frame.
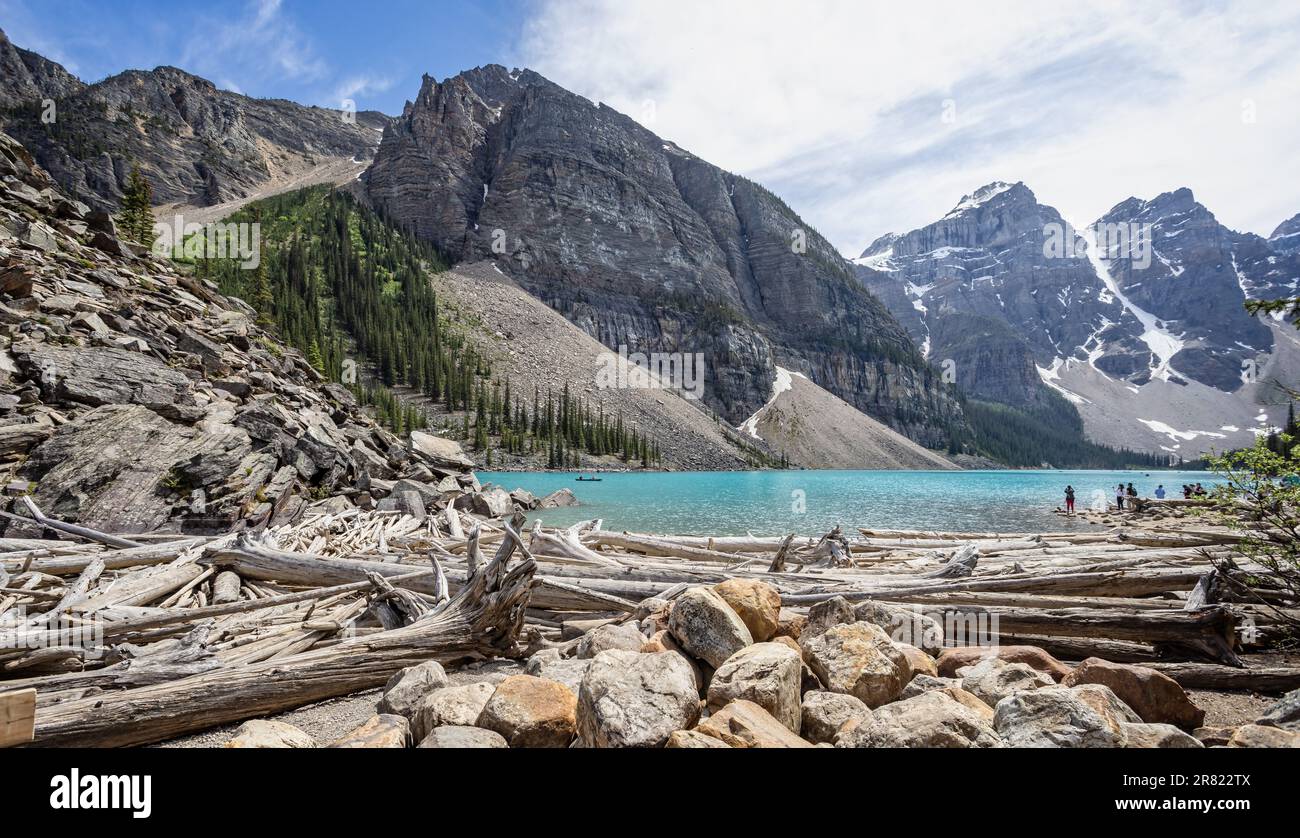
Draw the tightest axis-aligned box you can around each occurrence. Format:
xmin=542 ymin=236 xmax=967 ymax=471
xmin=942 ymin=180 xmax=1033 ymax=219
xmin=0 ymin=27 xmax=85 ymax=108
xmin=1270 ymin=212 xmax=1300 ymax=254
xmin=0 ymin=33 xmax=388 ymax=212
xmin=366 ymin=66 xmax=960 ymax=443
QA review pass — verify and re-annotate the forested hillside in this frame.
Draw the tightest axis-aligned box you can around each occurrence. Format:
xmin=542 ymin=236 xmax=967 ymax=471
xmin=193 ymin=186 xmax=670 ymax=468
xmin=956 ymin=391 xmax=1173 ymax=469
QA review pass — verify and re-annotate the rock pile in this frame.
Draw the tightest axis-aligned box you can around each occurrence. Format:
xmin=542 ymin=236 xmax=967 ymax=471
xmin=272 ymin=579 xmax=1291 ymax=750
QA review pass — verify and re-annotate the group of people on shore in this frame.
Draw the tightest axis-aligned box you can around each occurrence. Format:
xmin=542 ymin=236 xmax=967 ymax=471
xmin=1060 ymin=481 xmax=1208 ymax=513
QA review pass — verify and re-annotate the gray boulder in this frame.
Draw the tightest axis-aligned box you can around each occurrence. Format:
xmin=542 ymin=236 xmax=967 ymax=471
xmin=838 ymin=690 xmax=1002 ymax=748
xmin=801 ymin=690 xmax=872 ymax=745
xmin=418 ymin=726 xmax=508 ymax=748
xmin=706 ymin=642 xmax=803 ymax=733
xmin=668 ymin=586 xmax=753 ymax=669
xmin=577 ymin=649 xmax=701 ymax=748
xmin=377 ymin=660 xmax=449 ymax=718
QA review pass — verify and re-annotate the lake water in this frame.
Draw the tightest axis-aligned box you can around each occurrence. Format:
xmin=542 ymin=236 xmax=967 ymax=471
xmin=478 ymin=470 xmax=1219 ymax=536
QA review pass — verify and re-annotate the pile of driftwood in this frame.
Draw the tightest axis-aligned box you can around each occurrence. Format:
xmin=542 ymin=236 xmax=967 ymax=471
xmin=0 ymin=501 xmax=537 ymax=746
xmin=2 ymin=495 xmax=1297 ymax=747
xmin=519 ymin=515 xmax=1299 ymax=693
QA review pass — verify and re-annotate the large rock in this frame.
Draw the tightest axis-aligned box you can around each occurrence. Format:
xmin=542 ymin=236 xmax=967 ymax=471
xmin=668 ymin=586 xmax=753 ymax=669
xmin=713 ymin=578 xmax=782 ymax=642
xmin=15 ymin=344 xmax=195 ymax=408
xmin=853 ymin=601 xmax=943 ymax=656
xmin=524 ymin=653 xmax=591 ymax=695
xmin=1063 ymin=657 xmax=1204 ymax=729
xmin=538 ymin=488 xmax=578 ymax=508
xmin=837 ymin=690 xmax=1002 ymax=748
xmin=377 ymin=660 xmax=448 ymax=717
xmin=328 ymin=714 xmax=410 ymax=748
xmin=706 ymin=642 xmax=803 ymax=733
xmin=576 ymin=622 xmax=646 ymax=659
xmin=993 ymin=686 xmax=1127 ymax=748
xmin=666 ymin=729 xmax=732 ymax=748
xmin=477 ymin=675 xmax=578 ymax=748
xmin=457 ymin=486 xmax=514 ymax=518
xmin=694 ymin=699 xmax=814 ymax=748
xmin=937 ymin=686 xmax=997 ymax=723
xmin=577 ymin=650 xmax=701 ymax=748
xmin=640 ymin=630 xmax=705 ymax=693
xmin=224 ymin=719 xmax=314 ymax=748
xmin=896 ymin=643 xmax=938 ymax=677
xmin=799 ymin=622 xmax=911 ymax=708
xmin=417 ymin=726 xmax=508 ymax=748
xmin=937 ymin=645 xmax=1072 ymax=682
xmin=409 ymin=430 xmax=474 ymax=469
xmin=1256 ymin=687 xmax=1300 ymax=732
xmin=960 ymin=658 xmax=1054 ymax=708
xmin=1122 ymin=722 xmax=1204 ymax=748
xmin=1227 ymin=724 xmax=1300 ymax=748
xmin=900 ymin=674 xmax=961 ymax=700
xmin=800 ymin=690 xmax=872 ymax=744
xmin=804 ymin=595 xmax=856 ymax=637
xmin=1071 ymin=683 xmax=1143 ymax=728
xmin=412 ymin=682 xmax=496 ymax=741
xmin=16 ymin=404 xmax=251 ymax=533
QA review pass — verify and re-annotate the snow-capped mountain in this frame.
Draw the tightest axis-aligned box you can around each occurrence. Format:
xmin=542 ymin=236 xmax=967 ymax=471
xmin=1272 ymin=213 xmax=1300 ymax=255
xmin=856 ymin=183 xmax=1300 ymax=457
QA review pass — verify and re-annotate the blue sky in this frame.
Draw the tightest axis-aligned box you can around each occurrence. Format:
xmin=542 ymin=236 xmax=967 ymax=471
xmin=3 ymin=0 xmax=1298 ymax=249
xmin=0 ymin=0 xmax=524 ymax=114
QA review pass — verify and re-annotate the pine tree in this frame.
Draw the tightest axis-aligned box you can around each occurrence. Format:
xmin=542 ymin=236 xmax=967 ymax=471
xmin=117 ymin=164 xmax=154 ymax=245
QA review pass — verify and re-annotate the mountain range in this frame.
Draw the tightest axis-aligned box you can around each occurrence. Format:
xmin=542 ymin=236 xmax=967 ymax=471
xmin=857 ymin=182 xmax=1300 ymax=456
xmin=3 ymin=27 xmax=1295 ymax=464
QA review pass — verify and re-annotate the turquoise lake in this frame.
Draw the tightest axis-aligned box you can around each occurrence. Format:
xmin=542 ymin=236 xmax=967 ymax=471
xmin=478 ymin=470 xmax=1220 ymax=536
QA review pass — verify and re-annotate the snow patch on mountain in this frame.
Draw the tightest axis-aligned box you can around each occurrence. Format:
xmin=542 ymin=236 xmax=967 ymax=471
xmin=737 ymin=365 xmax=803 ymax=440
xmin=1078 ymin=223 xmax=1184 ymax=381
xmin=943 ymin=182 xmax=1014 ymax=220
xmin=1136 ymin=418 xmax=1227 ymax=444
xmin=1036 ymin=358 xmax=1090 ymax=404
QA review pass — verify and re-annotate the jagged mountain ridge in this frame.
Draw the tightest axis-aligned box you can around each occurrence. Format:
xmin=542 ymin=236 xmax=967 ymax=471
xmin=0 ymin=28 xmax=389 ymax=212
xmin=857 ymin=181 xmax=1300 ymax=456
xmin=856 ymin=181 xmax=1113 ymax=408
xmin=364 ymin=65 xmax=963 ymax=446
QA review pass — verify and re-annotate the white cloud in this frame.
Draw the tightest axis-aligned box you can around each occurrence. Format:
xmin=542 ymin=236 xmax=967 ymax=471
xmin=180 ymin=0 xmax=328 ymax=88
xmin=333 ymin=74 xmax=395 ymax=106
xmin=518 ymin=0 xmax=1300 ymax=252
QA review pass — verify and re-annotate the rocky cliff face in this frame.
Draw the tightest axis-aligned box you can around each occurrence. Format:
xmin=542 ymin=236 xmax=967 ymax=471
xmin=364 ymin=66 xmax=961 ymax=445
xmin=0 ymin=129 xmax=473 ymax=535
xmin=0 ymin=29 xmax=389 ymax=211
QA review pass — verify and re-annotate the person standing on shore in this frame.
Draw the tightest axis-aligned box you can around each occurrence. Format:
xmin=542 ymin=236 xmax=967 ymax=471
xmin=1116 ymin=483 xmax=1126 ymax=511
xmin=1064 ymin=485 xmax=1075 ymax=514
